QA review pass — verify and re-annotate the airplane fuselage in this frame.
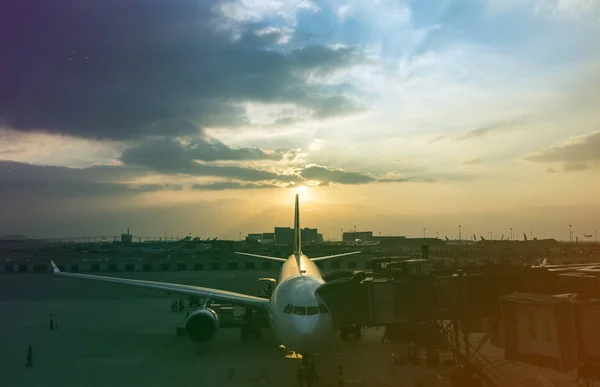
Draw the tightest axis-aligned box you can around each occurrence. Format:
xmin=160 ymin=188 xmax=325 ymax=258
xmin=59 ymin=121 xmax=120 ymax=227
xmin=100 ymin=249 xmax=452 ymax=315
xmin=266 ymin=253 xmax=336 ymax=353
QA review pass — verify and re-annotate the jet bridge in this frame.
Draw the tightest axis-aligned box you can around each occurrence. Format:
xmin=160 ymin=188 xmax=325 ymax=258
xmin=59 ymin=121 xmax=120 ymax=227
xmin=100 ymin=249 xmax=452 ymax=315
xmin=316 ymin=259 xmax=439 ymax=329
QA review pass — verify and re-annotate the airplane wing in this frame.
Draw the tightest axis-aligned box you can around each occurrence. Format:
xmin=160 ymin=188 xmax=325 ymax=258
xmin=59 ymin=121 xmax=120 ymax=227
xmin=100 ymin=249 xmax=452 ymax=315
xmin=50 ymin=261 xmax=269 ymax=310
xmin=311 ymin=251 xmax=361 ymax=262
xmin=234 ymin=252 xmax=287 ymax=262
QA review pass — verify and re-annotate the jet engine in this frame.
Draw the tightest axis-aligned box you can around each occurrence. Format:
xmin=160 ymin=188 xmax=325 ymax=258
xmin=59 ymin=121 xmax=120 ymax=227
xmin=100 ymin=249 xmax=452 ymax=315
xmin=185 ymin=308 xmax=219 ymax=342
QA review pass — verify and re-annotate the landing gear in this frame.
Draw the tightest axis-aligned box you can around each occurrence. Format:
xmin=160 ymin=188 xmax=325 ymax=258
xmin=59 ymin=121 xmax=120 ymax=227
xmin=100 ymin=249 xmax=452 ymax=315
xmin=340 ymin=325 xmax=362 ymax=341
xmin=240 ymin=309 xmax=262 ymax=340
xmin=299 ymin=353 xmax=319 ymax=386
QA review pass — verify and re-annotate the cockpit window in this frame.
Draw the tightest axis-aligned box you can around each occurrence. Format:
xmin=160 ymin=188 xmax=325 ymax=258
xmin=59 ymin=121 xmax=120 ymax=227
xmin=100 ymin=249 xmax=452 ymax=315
xmin=285 ymin=304 xmax=329 ymax=316
xmin=293 ymin=306 xmax=307 ymax=316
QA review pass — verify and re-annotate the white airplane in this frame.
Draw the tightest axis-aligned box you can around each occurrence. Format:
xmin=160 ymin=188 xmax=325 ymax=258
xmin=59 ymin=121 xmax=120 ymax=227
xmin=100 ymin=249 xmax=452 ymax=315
xmin=50 ymin=194 xmax=361 ymax=358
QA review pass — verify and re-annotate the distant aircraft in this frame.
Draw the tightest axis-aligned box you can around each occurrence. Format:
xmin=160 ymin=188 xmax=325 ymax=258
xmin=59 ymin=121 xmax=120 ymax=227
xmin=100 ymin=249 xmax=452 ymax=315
xmin=51 ymin=194 xmax=360 ymax=365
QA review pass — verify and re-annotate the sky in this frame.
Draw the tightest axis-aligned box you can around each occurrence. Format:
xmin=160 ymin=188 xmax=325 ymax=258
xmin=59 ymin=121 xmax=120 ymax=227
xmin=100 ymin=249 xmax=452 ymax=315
xmin=1 ymin=0 xmax=600 ymax=241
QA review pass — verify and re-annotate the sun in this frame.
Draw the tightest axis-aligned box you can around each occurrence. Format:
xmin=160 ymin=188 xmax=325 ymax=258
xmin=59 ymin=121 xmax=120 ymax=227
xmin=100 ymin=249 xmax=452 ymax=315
xmin=294 ymin=185 xmax=311 ymax=201
xmin=296 ymin=185 xmax=308 ymax=196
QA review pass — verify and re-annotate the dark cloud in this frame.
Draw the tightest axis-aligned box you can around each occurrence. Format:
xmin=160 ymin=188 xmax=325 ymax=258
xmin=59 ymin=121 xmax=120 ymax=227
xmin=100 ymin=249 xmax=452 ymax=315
xmin=119 ymin=137 xmax=294 ymax=181
xmin=121 ymin=136 xmax=283 ymax=164
xmin=290 ymin=45 xmax=369 ymax=76
xmin=309 ymin=95 xmax=366 ymax=119
xmin=299 ymin=164 xmax=431 ymax=186
xmin=0 ymin=161 xmax=143 ymax=184
xmin=191 ymin=182 xmax=290 ymax=191
xmin=525 ymin=131 xmax=600 ymax=165
xmin=301 ymin=165 xmax=374 ymax=185
xmin=0 ymin=160 xmax=293 ymax=205
xmin=0 ymin=0 xmax=366 ymax=141
xmin=0 ymin=161 xmax=181 ymax=200
xmin=456 ymin=116 xmax=531 ymax=140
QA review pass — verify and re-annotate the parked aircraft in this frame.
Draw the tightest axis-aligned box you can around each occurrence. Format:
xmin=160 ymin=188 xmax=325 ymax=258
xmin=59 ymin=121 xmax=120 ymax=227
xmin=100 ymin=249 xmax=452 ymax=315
xmin=50 ymin=194 xmax=361 ymax=360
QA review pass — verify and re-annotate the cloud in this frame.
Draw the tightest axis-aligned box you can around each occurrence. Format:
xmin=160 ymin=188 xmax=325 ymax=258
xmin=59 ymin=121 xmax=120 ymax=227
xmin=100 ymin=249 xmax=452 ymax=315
xmin=337 ymin=5 xmax=352 ymax=21
xmin=456 ymin=116 xmax=531 ymax=140
xmin=298 ymin=164 xmax=424 ymax=185
xmin=253 ymin=26 xmax=295 ymax=44
xmin=191 ymin=182 xmax=290 ymax=191
xmin=525 ymin=131 xmax=600 ymax=172
xmin=0 ymin=128 xmax=121 ymax=167
xmin=300 ymin=164 xmax=375 ymax=185
xmin=215 ymin=0 xmax=318 ymax=27
xmin=0 ymin=161 xmax=142 ymax=184
xmin=563 ymin=162 xmax=588 ymax=171
xmin=0 ymin=1 xmax=365 ymax=141
xmin=119 ymin=136 xmax=298 ymax=181
xmin=121 ymin=136 xmax=283 ymax=164
xmin=462 ymin=158 xmax=482 ymax=165
xmin=0 ymin=161 xmax=178 ymax=200
xmin=485 ymin=0 xmax=600 ymax=19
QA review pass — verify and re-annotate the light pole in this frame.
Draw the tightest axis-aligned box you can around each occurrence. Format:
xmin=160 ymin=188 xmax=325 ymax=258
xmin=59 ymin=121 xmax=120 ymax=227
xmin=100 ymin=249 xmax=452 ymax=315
xmin=436 ymin=231 xmax=439 ymax=239
xmin=341 ymin=228 xmax=343 ymax=242
xmin=489 ymin=231 xmax=492 ymax=240
xmin=423 ymin=228 xmax=426 ymax=238
xmin=530 ymin=231 xmax=533 ymax=240
xmin=510 ymin=227 xmax=513 ymax=241
xmin=458 ymin=225 xmax=462 ymax=244
xmin=569 ymin=225 xmax=572 ymax=243
xmin=595 ymin=231 xmax=597 ymax=244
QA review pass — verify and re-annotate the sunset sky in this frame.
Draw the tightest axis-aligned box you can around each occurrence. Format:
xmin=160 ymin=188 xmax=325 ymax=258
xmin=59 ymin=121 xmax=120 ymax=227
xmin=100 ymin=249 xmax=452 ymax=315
xmin=1 ymin=0 xmax=599 ymax=241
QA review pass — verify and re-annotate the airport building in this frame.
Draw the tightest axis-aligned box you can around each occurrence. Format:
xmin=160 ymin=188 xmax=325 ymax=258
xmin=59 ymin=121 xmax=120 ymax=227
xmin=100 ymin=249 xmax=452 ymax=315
xmin=343 ymin=231 xmax=373 ymax=242
xmin=274 ymin=227 xmax=293 ymax=245
xmin=246 ymin=233 xmax=275 ymax=242
xmin=274 ymin=227 xmax=322 ymax=245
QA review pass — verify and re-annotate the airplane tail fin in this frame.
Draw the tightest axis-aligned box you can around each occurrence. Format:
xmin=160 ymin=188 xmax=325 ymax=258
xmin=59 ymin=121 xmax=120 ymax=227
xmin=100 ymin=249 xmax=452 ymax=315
xmin=294 ymin=194 xmax=301 ymax=257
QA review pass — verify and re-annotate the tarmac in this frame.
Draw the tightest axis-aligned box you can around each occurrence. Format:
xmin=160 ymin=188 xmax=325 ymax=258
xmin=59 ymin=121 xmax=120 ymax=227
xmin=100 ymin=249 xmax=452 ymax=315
xmin=0 ymin=271 xmax=427 ymax=387
xmin=0 ymin=271 xmax=582 ymax=387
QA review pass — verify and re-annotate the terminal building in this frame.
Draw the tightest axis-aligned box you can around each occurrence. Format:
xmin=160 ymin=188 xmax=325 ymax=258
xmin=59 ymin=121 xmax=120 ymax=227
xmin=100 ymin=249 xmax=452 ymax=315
xmin=248 ymin=227 xmax=323 ymax=245
xmin=343 ymin=231 xmax=373 ymax=242
xmin=245 ymin=233 xmax=275 ymax=243
xmin=275 ymin=227 xmax=322 ymax=245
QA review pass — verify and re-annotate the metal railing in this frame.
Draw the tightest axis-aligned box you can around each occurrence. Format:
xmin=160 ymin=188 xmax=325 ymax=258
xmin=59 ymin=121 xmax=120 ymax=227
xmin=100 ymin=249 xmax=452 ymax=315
xmin=439 ymin=320 xmax=510 ymax=387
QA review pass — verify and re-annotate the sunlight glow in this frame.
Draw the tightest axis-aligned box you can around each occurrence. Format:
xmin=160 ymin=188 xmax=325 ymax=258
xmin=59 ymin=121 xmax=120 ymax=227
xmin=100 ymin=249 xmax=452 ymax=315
xmin=295 ymin=185 xmax=309 ymax=201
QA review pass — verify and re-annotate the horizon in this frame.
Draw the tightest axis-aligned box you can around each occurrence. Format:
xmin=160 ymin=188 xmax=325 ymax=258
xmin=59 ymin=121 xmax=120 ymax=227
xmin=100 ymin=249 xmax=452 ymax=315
xmin=1 ymin=1 xmax=599 ymax=240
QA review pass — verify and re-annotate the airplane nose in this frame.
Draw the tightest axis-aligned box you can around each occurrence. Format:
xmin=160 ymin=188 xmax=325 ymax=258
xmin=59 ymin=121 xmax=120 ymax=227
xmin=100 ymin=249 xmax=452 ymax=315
xmin=292 ymin=315 xmax=319 ymax=335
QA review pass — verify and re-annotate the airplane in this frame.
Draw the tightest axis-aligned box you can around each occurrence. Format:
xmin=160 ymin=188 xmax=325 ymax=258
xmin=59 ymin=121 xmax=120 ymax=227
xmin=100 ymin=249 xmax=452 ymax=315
xmin=50 ymin=194 xmax=361 ymax=362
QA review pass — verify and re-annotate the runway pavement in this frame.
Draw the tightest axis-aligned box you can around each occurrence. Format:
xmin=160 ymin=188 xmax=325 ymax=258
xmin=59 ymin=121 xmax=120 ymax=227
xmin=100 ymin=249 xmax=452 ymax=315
xmin=0 ymin=271 xmax=433 ymax=387
xmin=1 ymin=270 xmax=583 ymax=387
